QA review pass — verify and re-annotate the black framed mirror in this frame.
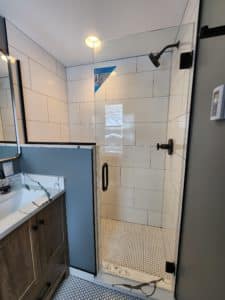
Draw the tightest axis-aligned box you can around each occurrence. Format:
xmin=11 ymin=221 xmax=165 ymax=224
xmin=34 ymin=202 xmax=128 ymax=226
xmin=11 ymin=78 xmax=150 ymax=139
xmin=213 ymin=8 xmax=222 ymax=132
xmin=0 ymin=16 xmax=23 ymax=162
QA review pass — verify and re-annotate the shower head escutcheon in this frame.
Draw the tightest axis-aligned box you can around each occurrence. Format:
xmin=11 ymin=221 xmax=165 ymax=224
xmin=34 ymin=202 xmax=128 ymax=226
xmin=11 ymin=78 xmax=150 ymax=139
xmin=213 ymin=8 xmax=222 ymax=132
xmin=149 ymin=41 xmax=180 ymax=67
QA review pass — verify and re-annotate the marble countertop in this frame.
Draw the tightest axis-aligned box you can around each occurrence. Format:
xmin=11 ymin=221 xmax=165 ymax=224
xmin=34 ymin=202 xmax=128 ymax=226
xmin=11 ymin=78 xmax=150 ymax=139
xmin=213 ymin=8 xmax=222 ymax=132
xmin=0 ymin=173 xmax=65 ymax=240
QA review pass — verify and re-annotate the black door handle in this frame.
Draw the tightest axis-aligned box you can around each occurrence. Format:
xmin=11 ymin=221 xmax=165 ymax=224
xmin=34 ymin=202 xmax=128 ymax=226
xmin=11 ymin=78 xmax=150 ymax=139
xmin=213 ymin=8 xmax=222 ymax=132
xmin=102 ymin=163 xmax=109 ymax=191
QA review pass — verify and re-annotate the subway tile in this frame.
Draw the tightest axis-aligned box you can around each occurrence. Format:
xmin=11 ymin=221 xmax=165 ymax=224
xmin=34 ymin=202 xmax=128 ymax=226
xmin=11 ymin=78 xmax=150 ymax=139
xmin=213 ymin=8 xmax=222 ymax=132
xmin=1 ymin=125 xmax=16 ymax=141
xmin=101 ymin=203 xmax=148 ymax=225
xmin=47 ymin=97 xmax=69 ymax=124
xmin=13 ymin=83 xmax=23 ymax=121
xmin=148 ymin=211 xmax=162 ymax=227
xmin=101 ymin=186 xmax=134 ymax=207
xmin=165 ymin=154 xmax=185 ymax=195
xmin=30 ymin=59 xmax=67 ymax=101
xmin=95 ymin=124 xmax=135 ymax=146
xmin=153 ymin=69 xmax=170 ymax=97
xmin=69 ymin=103 xmax=80 ymax=124
xmin=67 ymin=79 xmax=94 ymax=102
xmin=9 ymin=46 xmax=31 ymax=88
xmin=121 ymin=146 xmax=150 ymax=168
xmin=0 ymin=107 xmax=14 ymax=126
xmin=150 ymin=147 xmax=166 ymax=169
xmin=137 ymin=52 xmax=171 ymax=72
xmin=0 ymin=88 xmax=11 ymax=108
xmin=96 ymin=98 xmax=168 ymax=124
xmin=27 ymin=121 xmax=61 ymax=142
xmin=79 ymin=102 xmax=95 ymax=124
xmin=7 ymin=21 xmax=57 ymax=73
xmin=136 ymin=123 xmax=167 ymax=146
xmin=95 ymin=101 xmax=105 ymax=123
xmin=178 ymin=23 xmax=195 ymax=48
xmin=122 ymin=97 xmax=168 ymax=123
xmin=67 ymin=64 xmax=93 ymax=81
xmin=17 ymin=120 xmax=25 ymax=144
xmin=108 ymin=166 xmax=121 ymax=187
xmin=167 ymin=116 xmax=187 ymax=158
xmin=98 ymin=145 xmax=123 ymax=166
xmin=0 ymin=77 xmax=10 ymax=90
xmin=95 ymin=57 xmax=137 ymax=76
xmin=60 ymin=124 xmax=70 ymax=141
xmin=0 ymin=119 xmax=3 ymax=139
xmin=121 ymin=168 xmax=164 ymax=190
xmin=23 ymin=89 xmax=48 ymax=122
xmin=134 ymin=189 xmax=163 ymax=211
xmin=106 ymin=72 xmax=153 ymax=100
xmin=182 ymin=0 xmax=199 ymax=24
xmin=99 ymin=145 xmax=150 ymax=168
xmin=70 ymin=124 xmax=95 ymax=142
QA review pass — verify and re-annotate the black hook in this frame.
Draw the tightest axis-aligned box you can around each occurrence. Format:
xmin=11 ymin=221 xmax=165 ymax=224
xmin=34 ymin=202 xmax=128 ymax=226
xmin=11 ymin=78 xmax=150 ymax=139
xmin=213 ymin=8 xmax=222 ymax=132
xmin=156 ymin=139 xmax=174 ymax=155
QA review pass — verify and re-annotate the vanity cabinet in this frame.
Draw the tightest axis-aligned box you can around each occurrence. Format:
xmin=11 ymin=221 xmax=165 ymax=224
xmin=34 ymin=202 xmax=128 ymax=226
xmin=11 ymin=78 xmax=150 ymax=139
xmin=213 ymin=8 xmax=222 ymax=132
xmin=0 ymin=194 xmax=69 ymax=300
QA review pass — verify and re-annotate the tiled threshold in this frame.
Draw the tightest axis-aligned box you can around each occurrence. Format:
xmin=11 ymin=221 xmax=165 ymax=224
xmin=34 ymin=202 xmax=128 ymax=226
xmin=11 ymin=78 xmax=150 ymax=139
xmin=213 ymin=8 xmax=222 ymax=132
xmin=102 ymin=261 xmax=172 ymax=291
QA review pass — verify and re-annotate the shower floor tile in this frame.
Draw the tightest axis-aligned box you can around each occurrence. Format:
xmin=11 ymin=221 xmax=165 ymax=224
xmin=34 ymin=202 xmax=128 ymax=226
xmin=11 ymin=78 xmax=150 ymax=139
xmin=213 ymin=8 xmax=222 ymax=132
xmin=101 ymin=218 xmax=173 ymax=290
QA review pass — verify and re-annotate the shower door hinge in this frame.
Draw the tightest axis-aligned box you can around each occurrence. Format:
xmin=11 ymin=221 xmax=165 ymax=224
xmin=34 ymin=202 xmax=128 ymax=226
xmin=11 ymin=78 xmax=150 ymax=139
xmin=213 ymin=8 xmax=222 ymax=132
xmin=180 ymin=51 xmax=193 ymax=69
xmin=165 ymin=261 xmax=176 ymax=275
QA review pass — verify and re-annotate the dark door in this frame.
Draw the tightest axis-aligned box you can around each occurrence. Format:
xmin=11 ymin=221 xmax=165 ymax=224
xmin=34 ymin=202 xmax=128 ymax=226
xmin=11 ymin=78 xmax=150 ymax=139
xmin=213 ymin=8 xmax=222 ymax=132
xmin=176 ymin=1 xmax=225 ymax=299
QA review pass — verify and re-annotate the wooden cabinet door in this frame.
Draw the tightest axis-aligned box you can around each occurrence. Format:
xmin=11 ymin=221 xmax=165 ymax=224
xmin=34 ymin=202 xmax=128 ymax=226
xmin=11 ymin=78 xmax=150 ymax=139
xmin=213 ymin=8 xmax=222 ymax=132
xmin=37 ymin=195 xmax=66 ymax=273
xmin=0 ymin=218 xmax=39 ymax=300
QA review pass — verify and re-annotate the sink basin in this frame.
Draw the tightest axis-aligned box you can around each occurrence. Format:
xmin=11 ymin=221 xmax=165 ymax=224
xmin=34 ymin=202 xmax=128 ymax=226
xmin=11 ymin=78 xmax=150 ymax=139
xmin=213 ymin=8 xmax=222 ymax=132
xmin=0 ymin=188 xmax=46 ymax=221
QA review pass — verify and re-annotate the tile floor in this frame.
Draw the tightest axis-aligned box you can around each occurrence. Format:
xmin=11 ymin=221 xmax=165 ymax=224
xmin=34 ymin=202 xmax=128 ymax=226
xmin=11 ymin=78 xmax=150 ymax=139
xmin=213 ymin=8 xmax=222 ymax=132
xmin=101 ymin=218 xmax=172 ymax=290
xmin=54 ymin=276 xmax=140 ymax=300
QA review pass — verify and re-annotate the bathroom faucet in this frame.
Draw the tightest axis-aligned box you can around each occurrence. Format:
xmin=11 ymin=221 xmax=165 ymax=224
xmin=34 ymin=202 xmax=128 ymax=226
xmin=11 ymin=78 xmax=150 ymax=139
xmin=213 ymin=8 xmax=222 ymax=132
xmin=0 ymin=170 xmax=10 ymax=194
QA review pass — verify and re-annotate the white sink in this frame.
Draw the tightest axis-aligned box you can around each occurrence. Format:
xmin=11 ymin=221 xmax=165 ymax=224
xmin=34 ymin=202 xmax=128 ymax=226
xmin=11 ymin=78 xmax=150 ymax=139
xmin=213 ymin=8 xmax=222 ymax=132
xmin=0 ymin=188 xmax=46 ymax=221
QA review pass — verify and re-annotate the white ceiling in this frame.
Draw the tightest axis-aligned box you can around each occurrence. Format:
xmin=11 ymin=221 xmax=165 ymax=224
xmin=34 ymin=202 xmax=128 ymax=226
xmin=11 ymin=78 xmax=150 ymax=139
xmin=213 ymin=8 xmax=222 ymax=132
xmin=0 ymin=0 xmax=188 ymax=66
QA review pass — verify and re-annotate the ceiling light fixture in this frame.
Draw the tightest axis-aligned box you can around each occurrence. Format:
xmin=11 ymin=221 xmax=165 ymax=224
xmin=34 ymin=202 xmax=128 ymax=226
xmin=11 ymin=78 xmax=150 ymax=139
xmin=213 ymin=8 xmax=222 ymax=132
xmin=85 ymin=36 xmax=101 ymax=49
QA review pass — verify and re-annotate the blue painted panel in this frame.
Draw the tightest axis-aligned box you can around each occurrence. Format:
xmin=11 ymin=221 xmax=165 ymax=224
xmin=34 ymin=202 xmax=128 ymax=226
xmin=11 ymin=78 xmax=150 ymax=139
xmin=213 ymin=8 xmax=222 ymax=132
xmin=0 ymin=145 xmax=18 ymax=159
xmin=19 ymin=146 xmax=96 ymax=274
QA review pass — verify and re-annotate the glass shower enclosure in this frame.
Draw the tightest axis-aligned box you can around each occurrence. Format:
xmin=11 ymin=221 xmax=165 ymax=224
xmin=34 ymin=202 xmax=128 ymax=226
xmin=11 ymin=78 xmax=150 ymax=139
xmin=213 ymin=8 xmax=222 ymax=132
xmin=92 ymin=20 xmax=198 ymax=298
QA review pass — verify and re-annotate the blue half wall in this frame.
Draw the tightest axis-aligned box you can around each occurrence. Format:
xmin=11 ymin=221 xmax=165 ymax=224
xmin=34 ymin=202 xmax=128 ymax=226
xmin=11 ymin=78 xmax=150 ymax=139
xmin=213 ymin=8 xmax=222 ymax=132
xmin=19 ymin=145 xmax=96 ymax=275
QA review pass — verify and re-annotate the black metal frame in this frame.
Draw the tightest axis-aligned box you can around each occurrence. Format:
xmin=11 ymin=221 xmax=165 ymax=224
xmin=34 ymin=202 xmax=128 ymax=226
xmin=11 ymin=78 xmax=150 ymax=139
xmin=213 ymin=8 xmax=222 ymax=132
xmin=200 ymin=25 xmax=225 ymax=39
xmin=174 ymin=0 xmax=203 ymax=298
xmin=0 ymin=16 xmax=9 ymax=55
xmin=16 ymin=60 xmax=28 ymax=144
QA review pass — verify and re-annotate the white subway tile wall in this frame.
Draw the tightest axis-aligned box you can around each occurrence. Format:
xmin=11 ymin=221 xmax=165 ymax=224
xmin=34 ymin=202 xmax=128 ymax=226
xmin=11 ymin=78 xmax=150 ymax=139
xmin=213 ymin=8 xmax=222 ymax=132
xmin=162 ymin=0 xmax=199 ymax=263
xmin=6 ymin=20 xmax=69 ymax=143
xmin=67 ymin=53 xmax=172 ymax=227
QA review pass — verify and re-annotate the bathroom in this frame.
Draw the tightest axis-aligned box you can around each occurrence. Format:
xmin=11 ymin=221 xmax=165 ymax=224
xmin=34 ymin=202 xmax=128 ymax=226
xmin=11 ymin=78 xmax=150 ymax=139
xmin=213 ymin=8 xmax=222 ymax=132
xmin=0 ymin=0 xmax=224 ymax=299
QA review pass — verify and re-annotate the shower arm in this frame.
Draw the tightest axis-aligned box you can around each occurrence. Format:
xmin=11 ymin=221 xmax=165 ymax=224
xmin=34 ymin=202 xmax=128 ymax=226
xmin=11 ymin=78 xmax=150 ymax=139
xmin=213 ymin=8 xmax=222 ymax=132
xmin=156 ymin=41 xmax=180 ymax=58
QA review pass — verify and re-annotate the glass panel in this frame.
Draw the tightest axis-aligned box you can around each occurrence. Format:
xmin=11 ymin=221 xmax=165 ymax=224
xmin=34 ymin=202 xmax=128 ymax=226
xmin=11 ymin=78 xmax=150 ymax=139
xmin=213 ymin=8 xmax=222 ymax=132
xmin=0 ymin=53 xmax=19 ymax=160
xmin=92 ymin=23 xmax=197 ymax=297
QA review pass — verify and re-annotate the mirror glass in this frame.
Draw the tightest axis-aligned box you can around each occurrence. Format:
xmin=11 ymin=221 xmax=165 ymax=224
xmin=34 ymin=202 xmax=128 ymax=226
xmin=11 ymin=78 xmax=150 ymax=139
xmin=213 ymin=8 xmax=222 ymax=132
xmin=0 ymin=52 xmax=19 ymax=161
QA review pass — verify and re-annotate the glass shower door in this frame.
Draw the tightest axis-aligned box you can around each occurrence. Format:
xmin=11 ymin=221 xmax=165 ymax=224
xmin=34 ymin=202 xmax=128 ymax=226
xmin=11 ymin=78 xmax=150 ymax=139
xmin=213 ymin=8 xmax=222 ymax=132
xmin=93 ymin=20 xmax=198 ymax=297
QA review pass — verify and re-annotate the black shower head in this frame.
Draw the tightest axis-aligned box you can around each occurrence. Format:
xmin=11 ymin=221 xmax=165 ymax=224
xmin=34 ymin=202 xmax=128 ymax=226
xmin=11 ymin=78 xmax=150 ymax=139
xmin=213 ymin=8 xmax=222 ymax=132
xmin=149 ymin=53 xmax=161 ymax=68
xmin=149 ymin=41 xmax=180 ymax=68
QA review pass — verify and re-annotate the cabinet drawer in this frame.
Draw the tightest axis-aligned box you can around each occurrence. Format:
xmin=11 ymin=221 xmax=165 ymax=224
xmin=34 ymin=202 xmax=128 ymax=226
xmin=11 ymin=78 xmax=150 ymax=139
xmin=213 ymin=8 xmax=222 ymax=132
xmin=37 ymin=246 xmax=66 ymax=300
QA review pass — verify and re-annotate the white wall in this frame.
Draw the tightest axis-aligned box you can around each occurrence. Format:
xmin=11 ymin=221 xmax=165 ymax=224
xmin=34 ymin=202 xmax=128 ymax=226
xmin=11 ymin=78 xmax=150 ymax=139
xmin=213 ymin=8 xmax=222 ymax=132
xmin=162 ymin=0 xmax=199 ymax=262
xmin=6 ymin=20 xmax=69 ymax=143
xmin=67 ymin=51 xmax=172 ymax=226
